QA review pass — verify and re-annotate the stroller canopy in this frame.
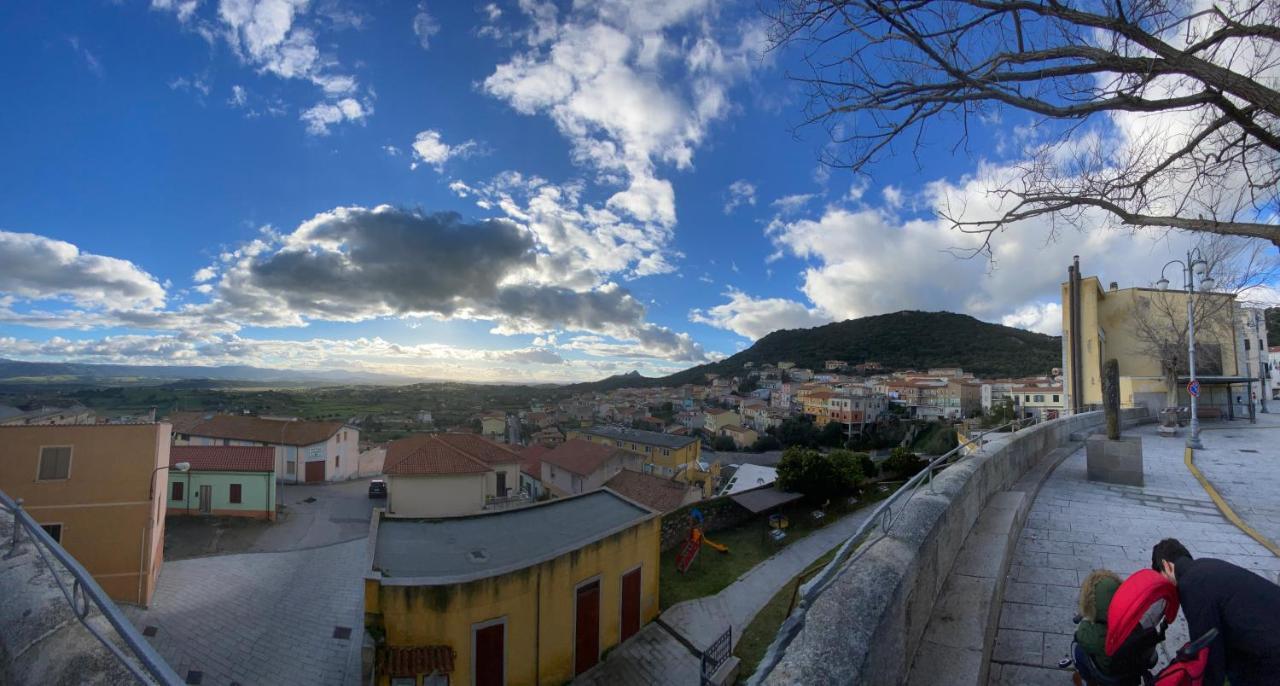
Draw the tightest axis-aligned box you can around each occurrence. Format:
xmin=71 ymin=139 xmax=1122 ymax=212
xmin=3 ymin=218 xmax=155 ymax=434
xmin=1106 ymin=569 xmax=1179 ymax=656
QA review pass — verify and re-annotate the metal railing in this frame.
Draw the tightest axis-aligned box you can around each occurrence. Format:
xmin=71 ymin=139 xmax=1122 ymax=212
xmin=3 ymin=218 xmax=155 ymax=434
xmin=0 ymin=489 xmax=181 ymax=685
xmin=483 ymin=492 xmax=532 ymax=510
xmin=745 ymin=415 xmax=1046 ymax=685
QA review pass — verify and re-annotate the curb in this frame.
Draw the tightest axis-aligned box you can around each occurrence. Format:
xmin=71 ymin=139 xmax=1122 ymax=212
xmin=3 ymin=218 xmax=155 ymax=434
xmin=1184 ymin=447 xmax=1280 ymax=558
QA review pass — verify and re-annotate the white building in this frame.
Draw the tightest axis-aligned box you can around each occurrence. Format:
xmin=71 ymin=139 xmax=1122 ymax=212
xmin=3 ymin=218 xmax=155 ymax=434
xmin=173 ymin=414 xmax=359 ymax=483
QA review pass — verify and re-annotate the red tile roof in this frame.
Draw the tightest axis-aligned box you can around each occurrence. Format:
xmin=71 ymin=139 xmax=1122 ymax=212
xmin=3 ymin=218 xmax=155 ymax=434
xmin=604 ymin=471 xmax=692 ymax=514
xmin=172 ymin=445 xmax=274 ymax=473
xmin=541 ymin=439 xmax=632 ymax=477
xmin=179 ymin=414 xmax=345 ymax=446
xmin=383 ymin=433 xmax=520 ymax=476
xmin=520 ymin=444 xmax=551 ymax=480
xmin=376 ymin=646 xmax=455 ymax=676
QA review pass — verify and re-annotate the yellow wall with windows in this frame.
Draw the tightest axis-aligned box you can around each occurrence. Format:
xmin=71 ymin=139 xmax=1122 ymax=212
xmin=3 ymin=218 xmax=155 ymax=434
xmin=568 ymin=430 xmax=700 ymax=472
xmin=365 ymin=517 xmax=661 ymax=686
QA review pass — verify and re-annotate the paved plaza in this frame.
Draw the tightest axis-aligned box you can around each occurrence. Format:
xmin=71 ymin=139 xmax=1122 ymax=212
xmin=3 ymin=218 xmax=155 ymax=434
xmin=1193 ymin=413 xmax=1280 ymax=550
xmin=988 ymin=421 xmax=1280 ymax=685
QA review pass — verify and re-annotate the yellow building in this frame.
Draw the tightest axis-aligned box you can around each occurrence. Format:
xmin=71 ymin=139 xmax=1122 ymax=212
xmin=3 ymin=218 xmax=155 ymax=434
xmin=0 ymin=423 xmax=171 ymax=605
xmin=567 ymin=426 xmax=719 ymax=496
xmin=702 ymin=408 xmax=741 ymax=433
xmin=364 ymin=489 xmax=660 ymax=686
xmin=1062 ymin=270 xmax=1242 ymax=412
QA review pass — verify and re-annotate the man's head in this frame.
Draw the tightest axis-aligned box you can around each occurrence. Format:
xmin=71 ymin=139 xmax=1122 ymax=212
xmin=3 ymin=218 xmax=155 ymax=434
xmin=1151 ymin=538 xmax=1193 ymax=584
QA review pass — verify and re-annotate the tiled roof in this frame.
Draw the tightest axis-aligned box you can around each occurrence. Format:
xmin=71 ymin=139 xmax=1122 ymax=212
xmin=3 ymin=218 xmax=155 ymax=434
xmin=180 ymin=414 xmax=345 ymax=446
xmin=604 ymin=470 xmax=692 ymax=513
xmin=172 ymin=445 xmax=274 ymax=473
xmin=581 ymin=425 xmax=698 ymax=449
xmin=541 ymin=439 xmax=631 ymax=477
xmin=520 ymin=444 xmax=551 ymax=480
xmin=384 ymin=434 xmax=492 ymax=476
xmin=376 ymin=646 xmax=455 ymax=676
xmin=433 ymin=433 xmax=521 ymax=465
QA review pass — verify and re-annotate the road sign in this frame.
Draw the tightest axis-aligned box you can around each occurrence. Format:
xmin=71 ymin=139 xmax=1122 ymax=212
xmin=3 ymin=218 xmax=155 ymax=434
xmin=1187 ymin=380 xmax=1201 ymax=398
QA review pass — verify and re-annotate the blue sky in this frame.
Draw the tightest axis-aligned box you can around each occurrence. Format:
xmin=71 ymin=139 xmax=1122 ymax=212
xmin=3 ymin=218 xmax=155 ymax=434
xmin=0 ymin=1 xmax=1263 ymax=382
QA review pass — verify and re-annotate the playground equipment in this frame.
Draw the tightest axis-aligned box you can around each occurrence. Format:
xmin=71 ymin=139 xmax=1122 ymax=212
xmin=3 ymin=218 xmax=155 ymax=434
xmin=675 ymin=508 xmax=729 ymax=573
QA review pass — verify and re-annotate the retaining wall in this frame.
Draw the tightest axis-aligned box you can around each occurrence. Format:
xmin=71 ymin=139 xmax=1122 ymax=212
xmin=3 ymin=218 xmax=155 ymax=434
xmin=762 ymin=409 xmax=1147 ymax=685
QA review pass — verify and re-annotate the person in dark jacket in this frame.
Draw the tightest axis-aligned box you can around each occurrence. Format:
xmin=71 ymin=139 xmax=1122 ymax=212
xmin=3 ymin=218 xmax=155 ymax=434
xmin=1151 ymin=538 xmax=1280 ymax=686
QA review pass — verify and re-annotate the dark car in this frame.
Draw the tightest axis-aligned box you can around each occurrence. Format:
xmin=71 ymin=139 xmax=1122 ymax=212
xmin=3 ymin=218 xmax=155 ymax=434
xmin=368 ymin=479 xmax=387 ymax=498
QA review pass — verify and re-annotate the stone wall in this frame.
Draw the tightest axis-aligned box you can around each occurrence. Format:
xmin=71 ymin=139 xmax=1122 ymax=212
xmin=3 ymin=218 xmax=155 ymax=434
xmin=0 ymin=506 xmax=153 ymax=685
xmin=660 ymin=493 xmax=756 ymax=551
xmin=762 ymin=409 xmax=1147 ymax=685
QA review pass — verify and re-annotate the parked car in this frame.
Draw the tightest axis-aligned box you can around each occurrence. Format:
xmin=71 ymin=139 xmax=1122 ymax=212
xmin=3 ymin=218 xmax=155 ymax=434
xmin=368 ymin=479 xmax=387 ymax=498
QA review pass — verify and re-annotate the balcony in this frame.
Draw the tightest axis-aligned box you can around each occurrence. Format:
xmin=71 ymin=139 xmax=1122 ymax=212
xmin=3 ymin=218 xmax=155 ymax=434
xmin=483 ymin=492 xmax=532 ymax=511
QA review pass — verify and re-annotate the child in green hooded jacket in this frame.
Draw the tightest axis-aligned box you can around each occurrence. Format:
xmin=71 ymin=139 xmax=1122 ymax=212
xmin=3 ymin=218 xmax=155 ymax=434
xmin=1075 ymin=569 xmax=1122 ymax=677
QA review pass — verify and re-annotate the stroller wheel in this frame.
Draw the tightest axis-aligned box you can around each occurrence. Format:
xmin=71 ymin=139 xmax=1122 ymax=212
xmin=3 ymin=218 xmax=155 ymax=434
xmin=1057 ymin=656 xmax=1074 ymax=669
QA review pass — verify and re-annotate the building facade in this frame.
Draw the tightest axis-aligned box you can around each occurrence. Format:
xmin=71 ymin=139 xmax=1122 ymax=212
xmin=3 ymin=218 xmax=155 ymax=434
xmin=173 ymin=414 xmax=358 ymax=483
xmin=383 ymin=433 xmax=523 ymax=517
xmin=167 ymin=445 xmax=276 ymax=520
xmin=364 ymin=491 xmax=660 ymax=686
xmin=0 ymin=423 xmax=171 ymax=605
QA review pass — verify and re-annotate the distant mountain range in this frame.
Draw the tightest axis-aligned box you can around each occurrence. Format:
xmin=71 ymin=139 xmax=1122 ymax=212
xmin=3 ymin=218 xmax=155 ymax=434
xmin=569 ymin=311 xmax=1062 ymax=391
xmin=0 ymin=359 xmax=413 ymax=386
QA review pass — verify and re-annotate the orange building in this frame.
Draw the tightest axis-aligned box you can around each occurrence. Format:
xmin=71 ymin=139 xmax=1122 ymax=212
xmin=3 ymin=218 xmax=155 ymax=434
xmin=0 ymin=423 xmax=171 ymax=606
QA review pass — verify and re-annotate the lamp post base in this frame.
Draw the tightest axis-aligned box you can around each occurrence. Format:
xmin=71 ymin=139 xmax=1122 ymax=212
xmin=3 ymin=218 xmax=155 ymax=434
xmin=1186 ymin=435 xmax=1204 ymax=450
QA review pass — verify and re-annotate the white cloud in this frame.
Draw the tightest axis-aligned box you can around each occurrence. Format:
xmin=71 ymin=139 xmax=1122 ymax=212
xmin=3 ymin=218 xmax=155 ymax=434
xmin=410 ymin=130 xmax=478 ymax=170
xmin=690 ymin=289 xmax=832 ymax=340
xmin=229 ymin=84 xmax=248 ymax=106
xmin=300 ymin=97 xmax=370 ymax=135
xmin=1002 ymin=302 xmax=1062 ymax=335
xmin=193 ymin=266 xmax=218 ymax=282
xmin=723 ymin=179 xmax=756 ymax=213
xmin=0 ymin=230 xmax=166 ymax=310
xmin=770 ymin=193 xmax=815 ymax=215
xmin=412 ymin=3 xmax=440 ymax=49
xmin=66 ymin=37 xmax=104 ymax=78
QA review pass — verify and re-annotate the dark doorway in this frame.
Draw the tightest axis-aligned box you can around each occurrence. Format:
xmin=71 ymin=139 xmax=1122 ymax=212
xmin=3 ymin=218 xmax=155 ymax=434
xmin=575 ymin=580 xmax=601 ymax=675
xmin=474 ymin=622 xmax=504 ymax=686
xmin=620 ymin=568 xmax=641 ymax=642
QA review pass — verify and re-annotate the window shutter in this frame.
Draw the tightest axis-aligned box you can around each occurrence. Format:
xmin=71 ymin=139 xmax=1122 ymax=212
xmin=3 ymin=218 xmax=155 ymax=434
xmin=230 ymin=483 xmax=242 ymax=504
xmin=172 ymin=481 xmax=184 ymax=500
xmin=38 ymin=447 xmax=71 ymax=480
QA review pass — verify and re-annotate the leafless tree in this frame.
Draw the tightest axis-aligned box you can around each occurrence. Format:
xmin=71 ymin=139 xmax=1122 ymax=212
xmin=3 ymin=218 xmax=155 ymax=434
xmin=1130 ymin=234 xmax=1277 ymax=401
xmin=769 ymin=1 xmax=1280 ymax=251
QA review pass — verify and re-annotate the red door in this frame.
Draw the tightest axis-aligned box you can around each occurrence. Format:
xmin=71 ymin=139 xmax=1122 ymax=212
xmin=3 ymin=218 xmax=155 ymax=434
xmin=620 ymin=568 xmax=641 ymax=642
xmin=575 ymin=581 xmax=601 ymax=675
xmin=304 ymin=461 xmax=325 ymax=483
xmin=475 ymin=623 xmax=504 ymax=686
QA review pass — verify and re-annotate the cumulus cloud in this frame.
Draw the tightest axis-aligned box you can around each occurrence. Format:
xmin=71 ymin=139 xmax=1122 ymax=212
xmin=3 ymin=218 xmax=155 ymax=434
xmin=1002 ymin=302 xmax=1063 ymax=336
xmin=410 ymin=130 xmax=478 ymax=170
xmin=300 ymin=97 xmax=369 ymax=135
xmin=0 ymin=230 xmax=166 ymax=309
xmin=690 ymin=289 xmax=833 ymax=340
xmin=723 ymin=180 xmax=756 ymax=214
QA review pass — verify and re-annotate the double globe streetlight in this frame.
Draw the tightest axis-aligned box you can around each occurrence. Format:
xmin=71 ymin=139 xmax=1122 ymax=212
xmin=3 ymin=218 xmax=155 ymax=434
xmin=1157 ymin=249 xmax=1216 ymax=449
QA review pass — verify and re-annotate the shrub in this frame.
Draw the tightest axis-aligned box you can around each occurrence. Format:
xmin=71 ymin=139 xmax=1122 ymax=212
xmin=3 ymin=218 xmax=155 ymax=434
xmin=712 ymin=435 xmax=737 ymax=452
xmin=778 ymin=447 xmax=864 ymax=502
xmin=884 ymin=446 xmax=926 ymax=478
xmin=853 ymin=451 xmax=877 ymax=478
xmin=752 ymin=434 xmax=781 ymax=451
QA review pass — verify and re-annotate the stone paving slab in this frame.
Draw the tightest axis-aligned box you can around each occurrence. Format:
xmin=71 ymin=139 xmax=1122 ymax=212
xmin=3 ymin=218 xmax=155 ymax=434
xmin=988 ymin=422 xmax=1279 ymax=684
xmin=1195 ymin=415 xmax=1280 ymax=551
xmin=127 ymin=539 xmax=366 ymax=686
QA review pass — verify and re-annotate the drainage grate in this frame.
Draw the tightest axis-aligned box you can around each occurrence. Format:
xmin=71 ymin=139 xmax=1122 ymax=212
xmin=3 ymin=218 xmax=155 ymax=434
xmin=185 ymin=671 xmax=203 ymax=685
xmin=468 ymin=548 xmax=490 ymax=563
xmin=142 ymin=626 xmax=158 ymax=637
xmin=333 ymin=626 xmax=352 ymax=640
xmin=1240 ymin=449 xmax=1260 ymax=453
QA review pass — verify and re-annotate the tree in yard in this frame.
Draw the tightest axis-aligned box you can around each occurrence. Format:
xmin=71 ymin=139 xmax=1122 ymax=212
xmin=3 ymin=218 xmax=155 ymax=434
xmin=769 ymin=1 xmax=1280 ymax=250
xmin=818 ymin=419 xmax=847 ymax=447
xmin=752 ymin=434 xmax=783 ymax=451
xmin=777 ymin=447 xmax=865 ymax=501
xmin=883 ymin=446 xmax=927 ymax=478
xmin=712 ymin=434 xmax=737 ymax=452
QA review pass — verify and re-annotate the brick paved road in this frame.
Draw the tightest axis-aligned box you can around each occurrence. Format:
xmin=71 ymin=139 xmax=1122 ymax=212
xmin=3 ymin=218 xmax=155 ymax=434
xmin=127 ymin=539 xmax=367 ymax=686
xmin=988 ymin=424 xmax=1280 ymax=685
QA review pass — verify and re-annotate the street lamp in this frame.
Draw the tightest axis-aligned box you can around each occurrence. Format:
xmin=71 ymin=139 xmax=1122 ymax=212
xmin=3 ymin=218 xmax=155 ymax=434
xmin=1158 ymin=248 xmax=1213 ymax=449
xmin=150 ymin=461 xmax=190 ymax=499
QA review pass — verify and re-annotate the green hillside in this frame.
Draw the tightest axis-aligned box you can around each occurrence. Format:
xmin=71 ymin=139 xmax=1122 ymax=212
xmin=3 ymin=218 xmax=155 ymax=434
xmin=571 ymin=310 xmax=1062 ymax=391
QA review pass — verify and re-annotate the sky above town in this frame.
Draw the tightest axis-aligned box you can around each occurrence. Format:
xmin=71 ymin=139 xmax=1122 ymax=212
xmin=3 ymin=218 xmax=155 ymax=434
xmin=0 ymin=1 xmax=1274 ymax=383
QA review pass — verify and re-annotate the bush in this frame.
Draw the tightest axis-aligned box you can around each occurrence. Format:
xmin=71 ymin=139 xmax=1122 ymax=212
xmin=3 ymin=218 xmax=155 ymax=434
xmin=853 ymin=451 xmax=877 ymax=478
xmin=818 ymin=420 xmax=846 ymax=447
xmin=777 ymin=447 xmax=864 ymax=502
xmin=883 ymin=446 xmax=926 ymax=478
xmin=712 ymin=435 xmax=737 ymax=451
xmin=752 ymin=434 xmax=781 ymax=451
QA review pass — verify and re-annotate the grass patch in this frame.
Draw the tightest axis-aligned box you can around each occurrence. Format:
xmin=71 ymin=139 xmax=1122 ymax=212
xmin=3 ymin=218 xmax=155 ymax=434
xmin=730 ymin=486 xmax=896 ymax=682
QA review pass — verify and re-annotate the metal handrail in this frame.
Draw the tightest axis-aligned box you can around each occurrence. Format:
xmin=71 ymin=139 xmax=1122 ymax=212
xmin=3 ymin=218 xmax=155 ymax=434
xmin=0 ymin=488 xmax=182 ymax=685
xmin=745 ymin=415 xmax=1047 ymax=685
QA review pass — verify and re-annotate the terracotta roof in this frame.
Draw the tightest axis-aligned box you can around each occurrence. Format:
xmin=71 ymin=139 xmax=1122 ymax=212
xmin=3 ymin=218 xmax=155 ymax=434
xmin=172 ymin=445 xmax=274 ymax=473
xmin=182 ymin=414 xmax=345 ymax=446
xmin=541 ymin=439 xmax=631 ymax=477
xmin=376 ymin=646 xmax=455 ymax=676
xmin=384 ymin=434 xmax=490 ymax=476
xmin=167 ymin=411 xmax=208 ymax=435
xmin=434 ymin=433 xmax=521 ymax=465
xmin=706 ymin=408 xmax=729 ymax=415
xmin=605 ymin=470 xmax=692 ymax=513
xmin=520 ymin=444 xmax=551 ymax=480
xmin=721 ymin=425 xmax=752 ymax=434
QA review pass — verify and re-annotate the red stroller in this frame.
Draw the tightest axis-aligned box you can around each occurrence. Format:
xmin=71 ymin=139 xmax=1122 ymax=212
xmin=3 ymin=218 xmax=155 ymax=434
xmin=1062 ymin=569 xmax=1217 ymax=685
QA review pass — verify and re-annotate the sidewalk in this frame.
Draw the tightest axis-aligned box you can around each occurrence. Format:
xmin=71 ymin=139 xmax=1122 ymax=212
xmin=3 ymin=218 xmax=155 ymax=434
xmin=577 ymin=501 xmax=877 ymax=684
xmin=1195 ymin=412 xmax=1280 ymax=549
xmin=987 ymin=422 xmax=1280 ymax=685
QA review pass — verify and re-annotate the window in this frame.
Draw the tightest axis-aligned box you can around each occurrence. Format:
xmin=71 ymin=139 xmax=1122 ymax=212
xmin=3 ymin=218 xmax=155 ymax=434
xmin=390 ymin=678 xmax=415 ymax=686
xmin=41 ymin=523 xmax=62 ymax=543
xmin=662 ymin=449 xmax=670 ymax=457
xmin=336 ymin=454 xmax=340 ymax=469
xmin=229 ymin=484 xmax=242 ymax=504
xmin=37 ymin=446 xmax=71 ymax=480
xmin=423 ymin=676 xmax=448 ymax=686
xmin=1053 ymin=395 xmax=1060 ymax=403
xmin=1034 ymin=395 xmax=1045 ymax=403
xmin=172 ymin=481 xmax=184 ymax=501
xmin=222 ymin=438 xmax=230 ymax=446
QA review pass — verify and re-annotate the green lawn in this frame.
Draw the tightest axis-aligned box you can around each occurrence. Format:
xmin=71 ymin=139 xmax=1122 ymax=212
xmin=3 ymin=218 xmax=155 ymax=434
xmin=658 ymin=496 xmax=868 ymax=611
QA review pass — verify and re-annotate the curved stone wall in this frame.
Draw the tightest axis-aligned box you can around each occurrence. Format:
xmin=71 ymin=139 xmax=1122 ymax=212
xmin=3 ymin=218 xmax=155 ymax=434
xmin=762 ymin=409 xmax=1147 ymax=685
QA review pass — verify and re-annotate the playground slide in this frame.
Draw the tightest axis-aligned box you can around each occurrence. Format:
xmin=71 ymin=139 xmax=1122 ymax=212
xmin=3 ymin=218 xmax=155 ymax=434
xmin=702 ymin=537 xmax=729 ymax=553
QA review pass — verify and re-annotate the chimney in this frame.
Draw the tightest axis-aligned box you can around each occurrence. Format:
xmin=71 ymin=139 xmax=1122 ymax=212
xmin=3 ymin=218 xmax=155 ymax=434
xmin=1109 ymin=282 xmax=1118 ymax=291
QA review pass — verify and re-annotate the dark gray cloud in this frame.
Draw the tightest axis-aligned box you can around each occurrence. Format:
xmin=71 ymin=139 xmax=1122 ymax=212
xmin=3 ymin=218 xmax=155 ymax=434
xmin=0 ymin=230 xmax=166 ymax=308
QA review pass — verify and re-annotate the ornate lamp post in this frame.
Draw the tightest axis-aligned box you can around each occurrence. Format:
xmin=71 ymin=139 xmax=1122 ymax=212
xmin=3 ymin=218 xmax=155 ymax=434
xmin=1157 ymin=249 xmax=1214 ymax=449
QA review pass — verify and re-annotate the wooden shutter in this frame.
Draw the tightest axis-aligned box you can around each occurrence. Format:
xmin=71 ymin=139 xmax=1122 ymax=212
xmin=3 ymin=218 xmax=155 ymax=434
xmin=172 ymin=481 xmax=184 ymax=500
xmin=38 ymin=447 xmax=71 ymax=480
xmin=229 ymin=483 xmax=242 ymax=504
